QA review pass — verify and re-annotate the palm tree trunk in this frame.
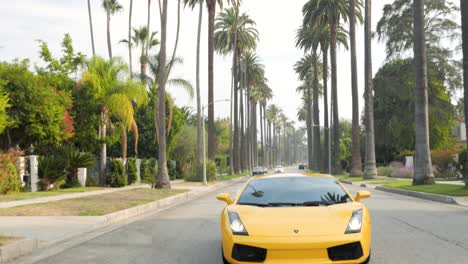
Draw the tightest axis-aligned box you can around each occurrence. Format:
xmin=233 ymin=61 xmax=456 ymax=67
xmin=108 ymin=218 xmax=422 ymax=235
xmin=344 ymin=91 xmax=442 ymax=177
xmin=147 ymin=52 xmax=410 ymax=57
xmin=196 ymin=1 xmax=203 ymax=165
xmin=168 ymin=0 xmax=181 ymax=78
xmin=128 ymin=0 xmax=134 ymax=77
xmin=306 ymin=81 xmax=314 ymax=170
xmin=260 ymin=104 xmax=264 ymax=166
xmin=87 ymin=0 xmax=96 ymax=56
xmin=141 ymin=47 xmax=147 ymax=84
xmin=99 ymin=108 xmax=107 ymax=185
xmin=207 ymin=0 xmax=216 ymax=160
xmin=156 ymin=0 xmax=171 ymax=189
xmin=413 ymin=0 xmax=434 ymax=185
xmin=321 ymin=43 xmax=330 ymax=174
xmin=233 ymin=47 xmax=240 ymax=174
xmin=106 ymin=12 xmax=113 ymax=58
xmin=330 ymin=23 xmax=341 ymax=174
xmin=121 ymin=124 xmax=128 ymax=160
xmin=240 ymin=86 xmax=246 ymax=171
xmin=349 ymin=0 xmax=362 ymax=177
xmin=132 ymin=119 xmax=139 ymax=157
xmin=364 ymin=0 xmax=377 ymax=179
xmin=461 ymin=0 xmax=468 ymax=187
xmin=312 ymin=49 xmax=321 ymax=171
xmin=146 ymin=0 xmax=151 ymax=58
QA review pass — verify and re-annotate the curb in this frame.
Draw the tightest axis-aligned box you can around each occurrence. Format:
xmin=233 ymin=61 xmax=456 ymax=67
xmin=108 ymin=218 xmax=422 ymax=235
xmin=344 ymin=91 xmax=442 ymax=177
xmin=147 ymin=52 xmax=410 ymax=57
xmin=4 ymin=176 xmax=250 ymax=264
xmin=0 ymin=239 xmax=41 ymax=263
xmin=339 ymin=180 xmax=353 ymax=185
xmin=375 ymin=186 xmax=462 ymax=206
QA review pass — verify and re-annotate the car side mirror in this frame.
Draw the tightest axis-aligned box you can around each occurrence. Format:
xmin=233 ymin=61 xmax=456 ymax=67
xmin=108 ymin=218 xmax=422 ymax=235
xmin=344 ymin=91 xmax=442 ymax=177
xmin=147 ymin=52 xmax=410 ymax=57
xmin=216 ymin=193 xmax=233 ymax=205
xmin=355 ymin=190 xmax=371 ymax=202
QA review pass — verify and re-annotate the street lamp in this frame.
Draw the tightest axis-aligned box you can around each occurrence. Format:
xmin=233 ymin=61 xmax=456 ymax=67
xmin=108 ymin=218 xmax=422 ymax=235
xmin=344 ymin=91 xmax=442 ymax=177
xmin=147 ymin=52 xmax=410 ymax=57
xmin=202 ymin=99 xmax=230 ymax=185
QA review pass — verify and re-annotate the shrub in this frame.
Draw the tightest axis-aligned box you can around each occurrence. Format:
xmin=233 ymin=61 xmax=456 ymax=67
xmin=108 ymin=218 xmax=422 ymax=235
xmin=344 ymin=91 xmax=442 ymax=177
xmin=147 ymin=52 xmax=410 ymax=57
xmin=431 ymin=147 xmax=459 ymax=179
xmin=85 ymin=176 xmax=97 ymax=187
xmin=110 ymin=159 xmax=127 ymax=187
xmin=186 ymin=161 xmax=217 ymax=182
xmin=59 ymin=145 xmax=96 ymax=187
xmin=0 ymin=149 xmax=21 ymax=194
xmin=39 ymin=155 xmax=67 ymax=189
xmin=127 ymin=158 xmax=138 ymax=184
xmin=141 ymin=159 xmax=157 ymax=186
xmin=458 ymin=148 xmax=468 ymax=180
xmin=393 ymin=166 xmax=414 ymax=178
xmin=387 ymin=161 xmax=404 ymax=178
xmin=377 ymin=166 xmax=390 ymax=177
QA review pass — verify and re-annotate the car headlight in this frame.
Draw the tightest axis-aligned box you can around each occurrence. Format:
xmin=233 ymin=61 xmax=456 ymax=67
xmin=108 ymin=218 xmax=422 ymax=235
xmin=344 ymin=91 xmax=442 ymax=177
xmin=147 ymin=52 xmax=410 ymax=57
xmin=345 ymin=209 xmax=363 ymax=234
xmin=228 ymin=211 xmax=248 ymax=236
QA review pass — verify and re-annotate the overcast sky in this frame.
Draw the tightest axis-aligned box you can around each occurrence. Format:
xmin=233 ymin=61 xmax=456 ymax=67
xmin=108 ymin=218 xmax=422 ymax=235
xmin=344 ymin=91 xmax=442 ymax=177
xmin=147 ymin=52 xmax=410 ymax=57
xmin=1 ymin=0 xmax=400 ymax=126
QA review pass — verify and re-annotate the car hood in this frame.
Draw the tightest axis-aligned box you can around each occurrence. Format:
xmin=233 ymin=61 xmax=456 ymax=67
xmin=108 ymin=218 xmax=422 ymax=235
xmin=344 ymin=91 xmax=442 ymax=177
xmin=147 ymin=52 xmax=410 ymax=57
xmin=229 ymin=203 xmax=363 ymax=237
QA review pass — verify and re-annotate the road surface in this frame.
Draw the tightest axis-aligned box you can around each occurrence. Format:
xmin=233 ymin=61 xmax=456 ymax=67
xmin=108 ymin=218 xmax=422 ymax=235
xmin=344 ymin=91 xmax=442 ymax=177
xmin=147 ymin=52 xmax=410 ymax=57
xmin=27 ymin=168 xmax=468 ymax=264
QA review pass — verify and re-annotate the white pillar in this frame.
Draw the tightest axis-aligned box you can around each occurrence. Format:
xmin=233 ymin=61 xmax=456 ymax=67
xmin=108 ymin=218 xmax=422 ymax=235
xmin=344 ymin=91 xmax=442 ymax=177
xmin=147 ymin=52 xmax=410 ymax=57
xmin=136 ymin=159 xmax=142 ymax=183
xmin=29 ymin=155 xmax=38 ymax=192
xmin=78 ymin=168 xmax=87 ymax=187
xmin=18 ymin=156 xmax=25 ymax=187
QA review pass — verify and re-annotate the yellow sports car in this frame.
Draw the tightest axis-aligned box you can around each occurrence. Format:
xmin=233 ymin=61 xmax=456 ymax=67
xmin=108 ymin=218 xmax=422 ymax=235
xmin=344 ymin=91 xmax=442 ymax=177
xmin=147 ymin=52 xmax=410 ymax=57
xmin=216 ymin=174 xmax=371 ymax=264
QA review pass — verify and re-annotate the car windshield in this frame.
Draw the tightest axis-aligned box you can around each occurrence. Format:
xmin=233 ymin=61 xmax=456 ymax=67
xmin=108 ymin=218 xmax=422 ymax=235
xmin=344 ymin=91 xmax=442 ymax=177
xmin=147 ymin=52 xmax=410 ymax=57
xmin=237 ymin=177 xmax=351 ymax=207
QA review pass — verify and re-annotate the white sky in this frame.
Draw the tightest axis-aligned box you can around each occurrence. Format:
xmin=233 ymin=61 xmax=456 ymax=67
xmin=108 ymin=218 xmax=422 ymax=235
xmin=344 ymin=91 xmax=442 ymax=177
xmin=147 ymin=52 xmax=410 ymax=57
xmin=0 ymin=0 xmax=396 ymax=126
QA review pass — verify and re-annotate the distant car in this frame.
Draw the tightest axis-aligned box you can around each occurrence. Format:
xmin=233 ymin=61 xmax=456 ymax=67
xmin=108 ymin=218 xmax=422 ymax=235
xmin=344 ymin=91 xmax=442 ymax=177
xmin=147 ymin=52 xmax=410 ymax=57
xmin=261 ymin=167 xmax=269 ymax=174
xmin=274 ymin=166 xmax=284 ymax=173
xmin=252 ymin=167 xmax=264 ymax=175
xmin=298 ymin=164 xmax=305 ymax=170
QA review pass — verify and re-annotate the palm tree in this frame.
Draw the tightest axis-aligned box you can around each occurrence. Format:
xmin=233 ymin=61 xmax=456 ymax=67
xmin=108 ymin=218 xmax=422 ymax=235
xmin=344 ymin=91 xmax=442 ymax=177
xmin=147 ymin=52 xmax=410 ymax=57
xmin=253 ymin=81 xmax=272 ymax=167
xmin=349 ymin=0 xmax=363 ymax=177
xmin=168 ymin=0 xmax=182 ymax=77
xmin=102 ymin=0 xmax=123 ymax=59
xmin=128 ymin=0 xmax=134 ymax=77
xmin=156 ymin=0 xmax=170 ymax=189
xmin=266 ymin=104 xmax=280 ymax=167
xmin=183 ymin=0 xmax=204 ymax=166
xmin=87 ymin=0 xmax=96 ymax=56
xmin=215 ymin=7 xmax=258 ymax=173
xmin=363 ymin=0 xmax=377 ymax=179
xmin=121 ymin=26 xmax=159 ymax=83
xmin=462 ymin=0 xmax=468 ymax=187
xmin=303 ymin=0 xmax=349 ymax=174
xmin=413 ymin=0 xmax=434 ymax=185
xmin=207 ymin=0 xmax=241 ymax=161
xmin=81 ymin=56 xmax=147 ymax=182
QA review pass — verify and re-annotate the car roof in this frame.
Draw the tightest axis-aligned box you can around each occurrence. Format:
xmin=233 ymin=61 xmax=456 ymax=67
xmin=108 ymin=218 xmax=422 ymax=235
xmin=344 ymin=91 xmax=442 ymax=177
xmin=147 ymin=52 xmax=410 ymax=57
xmin=252 ymin=173 xmax=334 ymax=180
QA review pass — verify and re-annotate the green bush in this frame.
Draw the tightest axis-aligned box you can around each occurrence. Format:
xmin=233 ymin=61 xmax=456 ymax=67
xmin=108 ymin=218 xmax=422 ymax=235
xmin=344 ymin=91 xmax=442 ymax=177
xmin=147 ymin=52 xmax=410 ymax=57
xmin=127 ymin=158 xmax=138 ymax=184
xmin=0 ymin=150 xmax=21 ymax=194
xmin=110 ymin=159 xmax=127 ymax=187
xmin=186 ymin=161 xmax=217 ymax=182
xmin=141 ymin=158 xmax=157 ymax=186
xmin=377 ymin=166 xmax=390 ymax=177
xmin=39 ymin=155 xmax=67 ymax=188
xmin=431 ymin=147 xmax=459 ymax=179
xmin=85 ymin=176 xmax=97 ymax=187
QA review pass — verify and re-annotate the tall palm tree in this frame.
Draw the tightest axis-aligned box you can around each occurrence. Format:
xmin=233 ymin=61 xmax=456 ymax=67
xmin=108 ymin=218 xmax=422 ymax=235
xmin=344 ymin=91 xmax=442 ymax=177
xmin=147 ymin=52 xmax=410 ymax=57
xmin=156 ymin=0 xmax=170 ymax=189
xmin=215 ymin=7 xmax=258 ymax=173
xmin=413 ymin=0 xmax=434 ymax=185
xmin=168 ymin=0 xmax=182 ymax=77
xmin=349 ymin=0 xmax=363 ymax=177
xmin=303 ymin=0 xmax=349 ymax=174
xmin=81 ymin=57 xmax=146 ymax=182
xmin=128 ymin=0 xmax=134 ymax=77
xmin=146 ymin=0 xmax=151 ymax=57
xmin=121 ymin=26 xmax=159 ymax=83
xmin=253 ymin=81 xmax=272 ymax=167
xmin=462 ymin=0 xmax=468 ymax=187
xmin=207 ymin=0 xmax=241 ymax=161
xmin=102 ymin=0 xmax=123 ymax=59
xmin=363 ymin=0 xmax=377 ymax=179
xmin=183 ymin=0 xmax=204 ymax=165
xmin=87 ymin=0 xmax=96 ymax=56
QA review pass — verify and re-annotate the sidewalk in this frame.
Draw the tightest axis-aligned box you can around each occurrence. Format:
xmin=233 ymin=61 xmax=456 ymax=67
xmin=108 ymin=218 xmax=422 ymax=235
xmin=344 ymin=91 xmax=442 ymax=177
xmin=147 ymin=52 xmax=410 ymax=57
xmin=0 ymin=177 xmax=249 ymax=263
xmin=0 ymin=185 xmax=149 ymax=209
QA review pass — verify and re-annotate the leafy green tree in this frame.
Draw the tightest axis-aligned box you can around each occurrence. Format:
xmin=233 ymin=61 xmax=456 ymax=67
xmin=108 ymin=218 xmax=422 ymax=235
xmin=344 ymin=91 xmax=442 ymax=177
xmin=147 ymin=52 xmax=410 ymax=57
xmin=373 ymin=59 xmax=456 ymax=163
xmin=0 ymin=60 xmax=73 ymax=151
xmin=80 ymin=56 xmax=147 ymax=180
xmin=0 ymin=85 xmax=10 ymax=134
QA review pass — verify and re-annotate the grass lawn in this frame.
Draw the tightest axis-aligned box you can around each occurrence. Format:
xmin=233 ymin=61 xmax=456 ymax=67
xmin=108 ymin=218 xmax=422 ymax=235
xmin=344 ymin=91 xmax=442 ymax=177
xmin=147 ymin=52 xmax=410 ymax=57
xmin=173 ymin=181 xmax=217 ymax=187
xmin=0 ymin=236 xmax=18 ymax=247
xmin=0 ymin=188 xmax=187 ymax=216
xmin=0 ymin=187 xmax=105 ymax=203
xmin=217 ymin=173 xmax=249 ymax=181
xmin=384 ymin=181 xmax=468 ymax=197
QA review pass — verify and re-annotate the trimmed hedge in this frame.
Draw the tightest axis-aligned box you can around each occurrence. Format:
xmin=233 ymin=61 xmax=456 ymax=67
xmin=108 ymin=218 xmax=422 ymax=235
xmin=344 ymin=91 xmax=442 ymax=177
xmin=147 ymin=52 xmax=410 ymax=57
xmin=0 ymin=150 xmax=21 ymax=194
xmin=127 ymin=158 xmax=138 ymax=184
xmin=110 ymin=159 xmax=127 ymax=187
xmin=185 ymin=161 xmax=217 ymax=182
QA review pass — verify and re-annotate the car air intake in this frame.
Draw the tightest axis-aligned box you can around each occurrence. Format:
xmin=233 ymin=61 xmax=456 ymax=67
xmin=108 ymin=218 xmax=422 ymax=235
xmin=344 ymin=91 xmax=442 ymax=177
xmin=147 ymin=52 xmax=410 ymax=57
xmin=232 ymin=244 xmax=267 ymax=262
xmin=327 ymin=242 xmax=363 ymax=261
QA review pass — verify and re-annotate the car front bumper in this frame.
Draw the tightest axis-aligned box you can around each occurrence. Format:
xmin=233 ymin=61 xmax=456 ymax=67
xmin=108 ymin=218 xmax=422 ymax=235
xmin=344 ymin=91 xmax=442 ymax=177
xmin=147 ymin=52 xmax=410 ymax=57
xmin=222 ymin=231 xmax=371 ymax=264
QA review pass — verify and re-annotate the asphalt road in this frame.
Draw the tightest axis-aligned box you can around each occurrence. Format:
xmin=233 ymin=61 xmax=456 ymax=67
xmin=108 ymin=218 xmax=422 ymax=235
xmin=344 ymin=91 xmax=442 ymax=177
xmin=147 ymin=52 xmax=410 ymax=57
xmin=30 ymin=168 xmax=468 ymax=264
